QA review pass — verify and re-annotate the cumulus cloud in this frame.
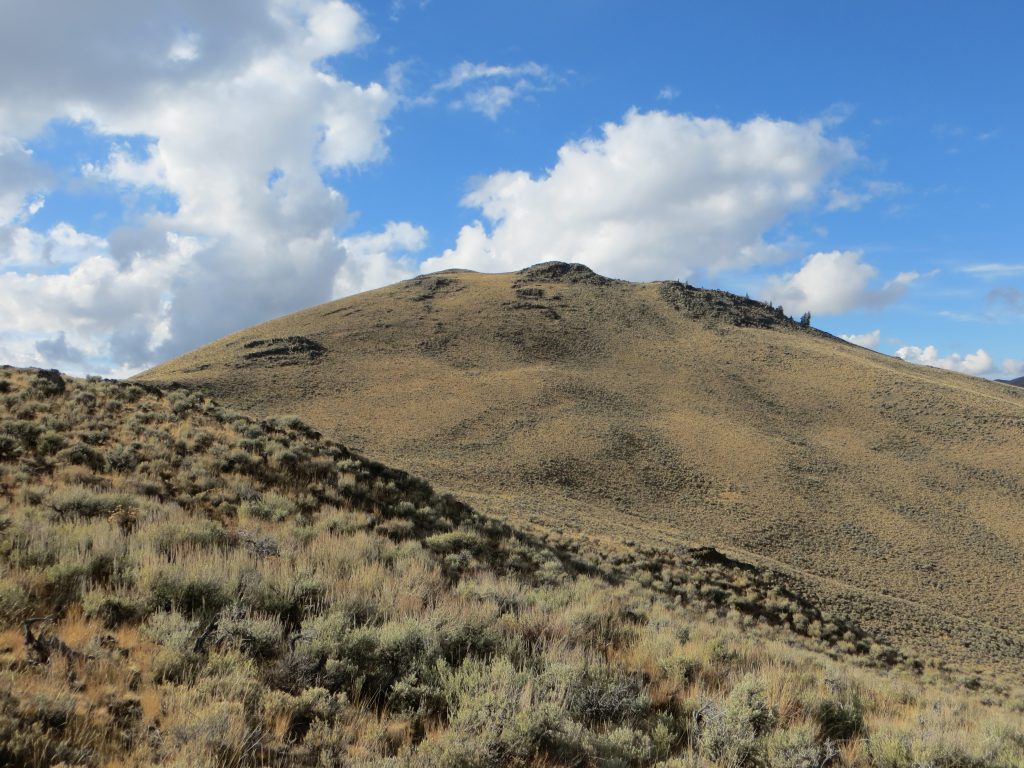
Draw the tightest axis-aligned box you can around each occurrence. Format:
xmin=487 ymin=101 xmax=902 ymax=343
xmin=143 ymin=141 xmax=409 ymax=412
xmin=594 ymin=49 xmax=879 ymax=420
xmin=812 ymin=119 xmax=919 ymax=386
xmin=839 ymin=329 xmax=882 ymax=349
xmin=1001 ymin=359 xmax=1024 ymax=378
xmin=0 ymin=2 xmax=287 ymax=138
xmin=0 ymin=223 xmax=108 ymax=269
xmin=422 ymin=110 xmax=856 ymax=280
xmin=895 ymin=345 xmax=995 ymax=377
xmin=35 ymin=332 xmax=87 ymax=366
xmin=0 ymin=230 xmax=198 ymax=373
xmin=762 ymin=250 xmax=918 ymax=316
xmin=333 ymin=221 xmax=427 ymax=298
xmin=0 ymin=0 xmax=426 ymax=373
xmin=894 ymin=345 xmax=1024 ymax=380
xmin=434 ymin=61 xmax=557 ymax=119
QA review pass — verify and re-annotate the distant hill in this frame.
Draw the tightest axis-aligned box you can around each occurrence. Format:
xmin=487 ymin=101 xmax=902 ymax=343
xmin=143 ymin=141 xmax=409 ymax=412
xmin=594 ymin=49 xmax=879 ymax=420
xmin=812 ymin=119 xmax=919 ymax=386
xmin=999 ymin=375 xmax=1024 ymax=388
xmin=141 ymin=262 xmax=1024 ymax=675
xmin=9 ymin=365 xmax=1024 ymax=764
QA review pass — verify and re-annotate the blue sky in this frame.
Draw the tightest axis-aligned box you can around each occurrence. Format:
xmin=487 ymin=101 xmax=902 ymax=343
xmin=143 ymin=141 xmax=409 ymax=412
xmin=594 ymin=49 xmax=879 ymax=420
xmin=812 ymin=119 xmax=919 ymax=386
xmin=0 ymin=1 xmax=1021 ymax=378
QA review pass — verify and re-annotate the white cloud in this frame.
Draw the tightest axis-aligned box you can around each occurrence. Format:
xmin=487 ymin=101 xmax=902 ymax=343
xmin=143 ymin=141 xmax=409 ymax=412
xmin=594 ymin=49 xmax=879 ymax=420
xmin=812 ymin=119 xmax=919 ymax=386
xmin=304 ymin=0 xmax=369 ymax=57
xmin=0 ymin=1 xmax=428 ymax=372
xmin=963 ymin=263 xmax=1024 ymax=277
xmin=168 ymin=33 xmax=201 ymax=63
xmin=0 ymin=138 xmax=50 ymax=227
xmin=895 ymin=345 xmax=994 ymax=377
xmin=0 ymin=222 xmax=108 ymax=268
xmin=434 ymin=61 xmax=556 ymax=119
xmin=657 ymin=86 xmax=679 ymax=101
xmin=827 ymin=180 xmax=906 ymax=212
xmin=388 ymin=0 xmax=431 ymax=22
xmin=0 ymin=229 xmax=196 ymax=374
xmin=83 ymin=144 xmax=167 ymax=188
xmin=422 ymin=110 xmax=856 ymax=280
xmin=895 ymin=343 xmax=1024 ymax=380
xmin=333 ymin=221 xmax=426 ymax=297
xmin=840 ymin=329 xmax=881 ymax=349
xmin=436 ymin=62 xmax=548 ymax=90
xmin=763 ymin=250 xmax=918 ymax=316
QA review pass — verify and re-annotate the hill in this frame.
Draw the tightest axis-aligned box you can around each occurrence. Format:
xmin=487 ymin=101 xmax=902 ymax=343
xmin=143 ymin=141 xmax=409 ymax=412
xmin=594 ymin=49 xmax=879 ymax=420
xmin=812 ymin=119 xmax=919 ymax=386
xmin=140 ymin=263 xmax=1024 ymax=677
xmin=999 ymin=376 xmax=1024 ymax=388
xmin=7 ymin=367 xmax=1024 ymax=765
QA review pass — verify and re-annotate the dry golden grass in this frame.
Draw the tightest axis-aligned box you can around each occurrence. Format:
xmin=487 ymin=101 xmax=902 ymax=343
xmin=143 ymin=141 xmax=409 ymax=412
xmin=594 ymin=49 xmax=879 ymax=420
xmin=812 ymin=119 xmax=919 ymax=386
xmin=3 ymin=365 xmax=1024 ymax=766
xmin=140 ymin=262 xmax=1024 ymax=677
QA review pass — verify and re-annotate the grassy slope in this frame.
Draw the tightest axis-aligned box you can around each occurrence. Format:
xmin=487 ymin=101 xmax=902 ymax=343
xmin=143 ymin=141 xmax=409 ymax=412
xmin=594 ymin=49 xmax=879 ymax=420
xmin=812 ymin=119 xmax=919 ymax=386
xmin=139 ymin=263 xmax=1024 ymax=677
xmin=2 ymin=366 xmax=1024 ymax=767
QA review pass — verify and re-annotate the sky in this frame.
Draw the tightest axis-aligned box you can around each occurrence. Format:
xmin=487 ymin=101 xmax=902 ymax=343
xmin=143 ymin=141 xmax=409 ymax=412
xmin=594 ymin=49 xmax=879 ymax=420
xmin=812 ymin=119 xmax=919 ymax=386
xmin=0 ymin=1 xmax=1021 ymax=379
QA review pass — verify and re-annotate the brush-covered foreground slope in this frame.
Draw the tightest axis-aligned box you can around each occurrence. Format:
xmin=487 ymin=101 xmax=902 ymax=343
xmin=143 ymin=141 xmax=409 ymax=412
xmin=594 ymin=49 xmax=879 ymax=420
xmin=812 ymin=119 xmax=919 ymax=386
xmin=8 ymin=368 xmax=1024 ymax=767
xmin=141 ymin=263 xmax=1024 ymax=675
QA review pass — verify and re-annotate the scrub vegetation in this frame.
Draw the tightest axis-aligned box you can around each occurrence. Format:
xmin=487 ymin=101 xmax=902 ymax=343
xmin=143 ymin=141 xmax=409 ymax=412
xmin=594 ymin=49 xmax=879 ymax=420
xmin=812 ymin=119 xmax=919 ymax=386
xmin=2 ymin=366 xmax=1024 ymax=767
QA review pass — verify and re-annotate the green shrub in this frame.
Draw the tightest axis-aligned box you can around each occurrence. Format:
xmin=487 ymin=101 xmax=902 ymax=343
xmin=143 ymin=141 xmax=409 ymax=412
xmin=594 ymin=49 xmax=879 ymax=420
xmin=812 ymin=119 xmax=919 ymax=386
xmin=814 ymin=690 xmax=864 ymax=739
xmin=220 ymin=448 xmax=262 ymax=476
xmin=264 ymin=687 xmax=347 ymax=741
xmin=144 ymin=610 xmax=199 ymax=648
xmin=36 ymin=431 xmax=67 ymax=456
xmin=0 ymin=420 xmax=42 ymax=448
xmin=83 ymin=588 xmax=145 ymax=628
xmin=375 ymin=518 xmax=417 ymax=541
xmin=698 ymin=675 xmax=776 ymax=765
xmin=868 ymin=731 xmax=912 ymax=768
xmin=146 ymin=570 xmax=229 ymax=616
xmin=47 ymin=488 xmax=135 ymax=520
xmin=388 ymin=670 xmax=447 ymax=718
xmin=55 ymin=443 xmax=106 ymax=471
xmin=566 ymin=664 xmax=650 ymax=726
xmin=0 ymin=435 xmax=19 ymax=462
xmin=589 ymin=725 xmax=654 ymax=768
xmin=566 ymin=601 xmax=640 ymax=649
xmin=439 ymin=610 xmax=500 ymax=664
xmin=218 ymin=611 xmax=283 ymax=660
xmin=148 ymin=520 xmax=234 ymax=558
xmin=766 ymin=724 xmax=828 ymax=768
xmin=239 ymin=492 xmax=294 ymax=521
xmin=106 ymin=445 xmax=139 ymax=472
xmin=423 ymin=528 xmax=486 ymax=556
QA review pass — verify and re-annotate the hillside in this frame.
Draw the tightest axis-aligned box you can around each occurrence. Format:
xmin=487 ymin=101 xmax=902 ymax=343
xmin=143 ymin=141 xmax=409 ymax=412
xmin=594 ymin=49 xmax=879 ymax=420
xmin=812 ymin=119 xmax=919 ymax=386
xmin=7 ymin=367 xmax=1024 ymax=765
xmin=140 ymin=262 xmax=1024 ymax=677
xmin=1000 ymin=376 xmax=1024 ymax=388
